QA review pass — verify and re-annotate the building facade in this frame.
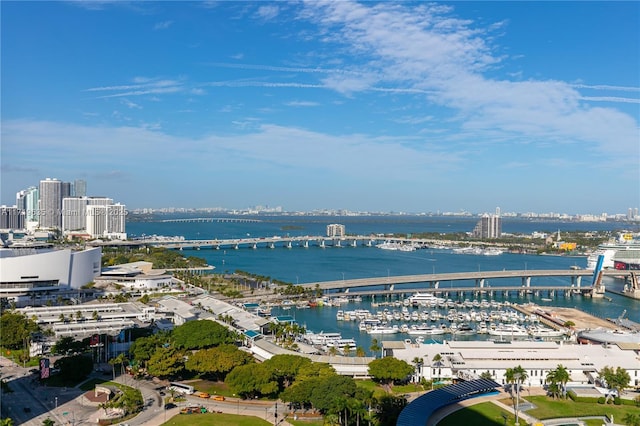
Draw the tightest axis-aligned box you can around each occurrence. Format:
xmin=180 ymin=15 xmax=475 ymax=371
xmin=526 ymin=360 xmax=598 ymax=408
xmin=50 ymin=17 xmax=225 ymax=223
xmin=327 ymin=223 xmax=346 ymax=237
xmin=38 ymin=178 xmax=63 ymax=228
xmin=472 ymin=214 xmax=502 ymax=238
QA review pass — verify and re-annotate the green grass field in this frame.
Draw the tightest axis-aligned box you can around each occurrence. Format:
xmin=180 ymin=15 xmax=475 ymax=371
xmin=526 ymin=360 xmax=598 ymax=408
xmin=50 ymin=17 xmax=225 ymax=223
xmin=437 ymin=402 xmax=516 ymax=426
xmin=162 ymin=412 xmax=270 ymax=426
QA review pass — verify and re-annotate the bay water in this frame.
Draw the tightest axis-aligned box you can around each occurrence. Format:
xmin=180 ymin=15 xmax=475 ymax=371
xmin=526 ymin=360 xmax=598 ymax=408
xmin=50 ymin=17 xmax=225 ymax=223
xmin=127 ymin=215 xmax=639 ymax=354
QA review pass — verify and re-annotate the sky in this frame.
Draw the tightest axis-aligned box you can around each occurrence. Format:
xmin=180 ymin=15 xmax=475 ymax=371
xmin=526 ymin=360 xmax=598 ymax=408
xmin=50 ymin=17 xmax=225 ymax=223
xmin=1 ymin=1 xmax=639 ymax=215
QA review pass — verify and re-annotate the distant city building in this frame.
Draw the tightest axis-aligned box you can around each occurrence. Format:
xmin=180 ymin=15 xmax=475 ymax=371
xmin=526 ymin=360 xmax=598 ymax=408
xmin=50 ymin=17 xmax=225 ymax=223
xmin=0 ymin=206 xmax=24 ymax=230
xmin=62 ymin=197 xmax=113 ymax=232
xmin=107 ymin=204 xmax=126 ymax=234
xmin=86 ymin=202 xmax=126 ymax=238
xmin=24 ymin=187 xmax=39 ymax=223
xmin=472 ymin=214 xmax=502 ymax=238
xmin=74 ymin=179 xmax=87 ymax=197
xmin=326 ymin=223 xmax=346 ymax=237
xmin=38 ymin=178 xmax=63 ymax=229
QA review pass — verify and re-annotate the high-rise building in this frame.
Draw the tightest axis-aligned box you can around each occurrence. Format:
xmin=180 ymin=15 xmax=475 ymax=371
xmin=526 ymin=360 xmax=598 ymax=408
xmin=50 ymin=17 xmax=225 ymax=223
xmin=86 ymin=205 xmax=107 ymax=237
xmin=16 ymin=190 xmax=27 ymax=212
xmin=62 ymin=197 xmax=114 ymax=232
xmin=74 ymin=179 xmax=87 ymax=197
xmin=38 ymin=178 xmax=62 ymax=229
xmin=24 ymin=187 xmax=40 ymax=223
xmin=107 ymin=204 xmax=126 ymax=234
xmin=326 ymin=223 xmax=346 ymax=237
xmin=472 ymin=214 xmax=502 ymax=239
xmin=61 ymin=181 xmax=72 ymax=199
xmin=0 ymin=206 xmax=24 ymax=230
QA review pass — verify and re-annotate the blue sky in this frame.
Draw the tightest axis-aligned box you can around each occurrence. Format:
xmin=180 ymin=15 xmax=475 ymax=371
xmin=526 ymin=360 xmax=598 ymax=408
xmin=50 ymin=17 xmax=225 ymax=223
xmin=1 ymin=1 xmax=639 ymax=215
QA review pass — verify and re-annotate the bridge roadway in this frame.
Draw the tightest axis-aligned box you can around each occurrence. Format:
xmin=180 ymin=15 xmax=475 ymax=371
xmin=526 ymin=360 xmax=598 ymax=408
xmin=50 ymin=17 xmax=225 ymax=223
xmin=298 ymin=269 xmax=631 ymax=293
xmin=89 ymin=235 xmax=437 ymax=248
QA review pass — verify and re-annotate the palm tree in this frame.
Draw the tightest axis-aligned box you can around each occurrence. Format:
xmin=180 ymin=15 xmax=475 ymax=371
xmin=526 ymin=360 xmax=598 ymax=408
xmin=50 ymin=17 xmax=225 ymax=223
xmin=356 ymin=346 xmax=366 ymax=357
xmin=553 ymin=364 xmax=570 ymax=398
xmin=412 ymin=357 xmax=423 ymax=383
xmin=369 ymin=338 xmax=381 ymax=356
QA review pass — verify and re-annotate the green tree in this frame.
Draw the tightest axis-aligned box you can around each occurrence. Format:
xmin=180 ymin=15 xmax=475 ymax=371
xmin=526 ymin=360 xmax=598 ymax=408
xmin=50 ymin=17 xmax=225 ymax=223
xmin=0 ymin=312 xmax=39 ymax=350
xmin=42 ymin=419 xmax=55 ymax=426
xmin=225 ymin=363 xmax=278 ymax=399
xmin=368 ymin=357 xmax=414 ymax=391
xmin=146 ymin=347 xmax=184 ymax=379
xmin=171 ymin=320 xmax=236 ymax=350
xmin=599 ymin=365 xmax=631 ymax=396
xmin=0 ymin=418 xmax=14 ymax=426
xmin=546 ymin=364 xmax=570 ymax=399
xmin=480 ymin=371 xmax=493 ymax=380
xmin=185 ymin=344 xmax=254 ymax=380
xmin=369 ymin=338 xmax=381 ymax=356
xmin=263 ymin=354 xmax=311 ymax=390
xmin=129 ymin=332 xmax=167 ymax=369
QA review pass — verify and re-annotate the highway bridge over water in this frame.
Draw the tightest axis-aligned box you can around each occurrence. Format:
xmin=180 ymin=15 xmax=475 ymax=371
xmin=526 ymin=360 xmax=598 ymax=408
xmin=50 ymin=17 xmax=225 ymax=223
xmin=298 ymin=269 xmax=634 ymax=299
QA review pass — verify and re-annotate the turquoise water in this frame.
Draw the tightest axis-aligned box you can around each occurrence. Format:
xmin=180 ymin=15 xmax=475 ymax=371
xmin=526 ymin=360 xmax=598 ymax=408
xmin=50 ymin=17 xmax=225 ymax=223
xmin=127 ymin=215 xmax=638 ymax=354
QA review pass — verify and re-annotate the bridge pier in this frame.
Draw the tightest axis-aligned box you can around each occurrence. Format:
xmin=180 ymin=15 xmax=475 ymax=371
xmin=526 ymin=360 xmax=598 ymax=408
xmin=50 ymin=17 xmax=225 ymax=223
xmin=234 ymin=244 xmax=239 ymax=250
xmin=303 ymin=240 xmax=309 ymax=248
xmin=286 ymin=241 xmax=292 ymax=249
xmin=476 ymin=278 xmax=485 ymax=288
xmin=351 ymin=239 xmax=357 ymax=247
xmin=268 ymin=243 xmax=275 ymax=249
xmin=252 ymin=243 xmax=257 ymax=249
xmin=366 ymin=240 xmax=373 ymax=247
xmin=320 ymin=240 xmax=325 ymax=248
xmin=522 ymin=276 xmax=531 ymax=287
xmin=335 ymin=240 xmax=342 ymax=248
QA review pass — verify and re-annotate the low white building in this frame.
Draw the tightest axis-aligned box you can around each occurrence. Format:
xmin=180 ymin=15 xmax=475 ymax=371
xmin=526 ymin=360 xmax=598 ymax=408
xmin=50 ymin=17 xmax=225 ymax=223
xmin=383 ymin=339 xmax=640 ymax=389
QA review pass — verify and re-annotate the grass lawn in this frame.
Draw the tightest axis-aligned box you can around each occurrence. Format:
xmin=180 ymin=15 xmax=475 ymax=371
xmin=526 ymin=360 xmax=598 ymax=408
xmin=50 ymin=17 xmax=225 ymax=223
xmin=524 ymin=395 xmax=639 ymax=420
xmin=162 ymin=412 xmax=270 ymax=425
xmin=437 ymin=402 xmax=515 ymax=426
xmin=288 ymin=419 xmax=324 ymax=426
xmin=439 ymin=396 xmax=637 ymax=426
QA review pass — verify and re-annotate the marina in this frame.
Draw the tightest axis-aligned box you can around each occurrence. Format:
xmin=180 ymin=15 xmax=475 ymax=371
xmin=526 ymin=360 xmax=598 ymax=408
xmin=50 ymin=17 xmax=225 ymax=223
xmin=126 ymin=215 xmax=640 ymax=355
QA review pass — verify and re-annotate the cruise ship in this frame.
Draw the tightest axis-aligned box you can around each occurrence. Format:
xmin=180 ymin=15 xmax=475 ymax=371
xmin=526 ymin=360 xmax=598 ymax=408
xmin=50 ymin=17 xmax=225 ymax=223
xmin=586 ymin=241 xmax=640 ymax=270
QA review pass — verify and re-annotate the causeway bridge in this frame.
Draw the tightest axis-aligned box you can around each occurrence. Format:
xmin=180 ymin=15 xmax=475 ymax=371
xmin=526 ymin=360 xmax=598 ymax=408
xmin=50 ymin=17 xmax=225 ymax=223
xmin=90 ymin=235 xmax=458 ymax=249
xmin=297 ymin=269 xmax=633 ymax=298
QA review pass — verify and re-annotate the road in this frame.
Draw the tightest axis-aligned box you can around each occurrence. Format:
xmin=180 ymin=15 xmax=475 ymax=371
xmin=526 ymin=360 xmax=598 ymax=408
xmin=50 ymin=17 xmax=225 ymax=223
xmin=0 ymin=356 xmax=294 ymax=425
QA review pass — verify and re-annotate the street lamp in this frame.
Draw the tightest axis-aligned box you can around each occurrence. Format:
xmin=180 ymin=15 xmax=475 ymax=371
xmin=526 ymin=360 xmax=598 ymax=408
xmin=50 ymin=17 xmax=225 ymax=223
xmin=55 ymin=396 xmax=58 ymax=410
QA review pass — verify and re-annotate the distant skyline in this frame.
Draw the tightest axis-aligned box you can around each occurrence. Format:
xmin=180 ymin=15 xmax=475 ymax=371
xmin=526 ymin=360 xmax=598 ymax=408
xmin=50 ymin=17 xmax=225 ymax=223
xmin=1 ymin=1 xmax=639 ymax=214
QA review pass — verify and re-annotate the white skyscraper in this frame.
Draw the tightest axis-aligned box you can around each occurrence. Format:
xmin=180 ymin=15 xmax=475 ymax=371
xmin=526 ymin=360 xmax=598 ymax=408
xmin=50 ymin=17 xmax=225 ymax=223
xmin=62 ymin=197 xmax=114 ymax=233
xmin=107 ymin=204 xmax=126 ymax=234
xmin=38 ymin=178 xmax=62 ymax=228
xmin=86 ymin=205 xmax=107 ymax=237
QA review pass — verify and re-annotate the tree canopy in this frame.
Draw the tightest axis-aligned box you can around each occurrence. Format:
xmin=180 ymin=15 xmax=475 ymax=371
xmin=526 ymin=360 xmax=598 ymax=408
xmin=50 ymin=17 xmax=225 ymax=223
xmin=54 ymin=355 xmax=93 ymax=381
xmin=171 ymin=320 xmax=237 ymax=350
xmin=0 ymin=312 xmax=39 ymax=350
xmin=185 ymin=344 xmax=254 ymax=380
xmin=368 ymin=357 xmax=413 ymax=389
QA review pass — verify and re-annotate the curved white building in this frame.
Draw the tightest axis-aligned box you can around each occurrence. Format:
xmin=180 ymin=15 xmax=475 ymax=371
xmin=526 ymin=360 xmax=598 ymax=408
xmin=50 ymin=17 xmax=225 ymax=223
xmin=0 ymin=245 xmax=101 ymax=303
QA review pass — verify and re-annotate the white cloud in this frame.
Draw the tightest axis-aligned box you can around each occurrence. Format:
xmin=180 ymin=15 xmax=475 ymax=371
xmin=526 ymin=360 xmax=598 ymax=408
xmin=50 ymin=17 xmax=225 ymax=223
xmin=285 ymin=101 xmax=320 ymax=107
xmin=154 ymin=20 xmax=173 ymax=30
xmin=256 ymin=5 xmax=279 ymax=21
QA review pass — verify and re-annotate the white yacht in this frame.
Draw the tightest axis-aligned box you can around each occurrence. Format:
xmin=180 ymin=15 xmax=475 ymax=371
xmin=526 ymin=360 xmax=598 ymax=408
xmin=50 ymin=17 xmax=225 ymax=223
xmin=367 ymin=324 xmax=399 ymax=334
xmin=488 ymin=324 xmax=529 ymax=337
xmin=406 ymin=324 xmax=445 ymax=335
xmin=407 ymin=292 xmax=446 ymax=307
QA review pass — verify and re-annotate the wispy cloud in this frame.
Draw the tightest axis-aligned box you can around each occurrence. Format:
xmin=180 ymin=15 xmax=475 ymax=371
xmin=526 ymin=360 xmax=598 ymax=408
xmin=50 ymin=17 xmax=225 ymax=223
xmin=154 ymin=20 xmax=173 ymax=30
xmin=285 ymin=101 xmax=320 ymax=107
xmin=295 ymin=1 xmax=639 ymax=165
xmin=86 ymin=78 xmax=184 ymax=99
xmin=121 ymin=99 xmax=142 ymax=109
xmin=256 ymin=5 xmax=279 ymax=21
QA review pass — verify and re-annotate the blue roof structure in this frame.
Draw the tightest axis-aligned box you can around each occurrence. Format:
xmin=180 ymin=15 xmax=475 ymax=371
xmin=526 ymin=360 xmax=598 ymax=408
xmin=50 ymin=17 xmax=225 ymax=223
xmin=397 ymin=379 xmax=501 ymax=426
xmin=243 ymin=330 xmax=261 ymax=340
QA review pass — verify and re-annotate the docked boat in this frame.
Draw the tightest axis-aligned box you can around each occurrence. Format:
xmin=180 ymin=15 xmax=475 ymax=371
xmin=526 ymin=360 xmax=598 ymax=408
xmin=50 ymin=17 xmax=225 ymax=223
xmin=407 ymin=292 xmax=446 ymax=307
xmin=367 ymin=324 xmax=399 ymax=334
xmin=488 ymin=324 xmax=529 ymax=337
xmin=453 ymin=323 xmax=475 ymax=335
xmin=303 ymin=331 xmax=343 ymax=345
xmin=528 ymin=326 xmax=566 ymax=338
xmin=407 ymin=324 xmax=445 ymax=335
